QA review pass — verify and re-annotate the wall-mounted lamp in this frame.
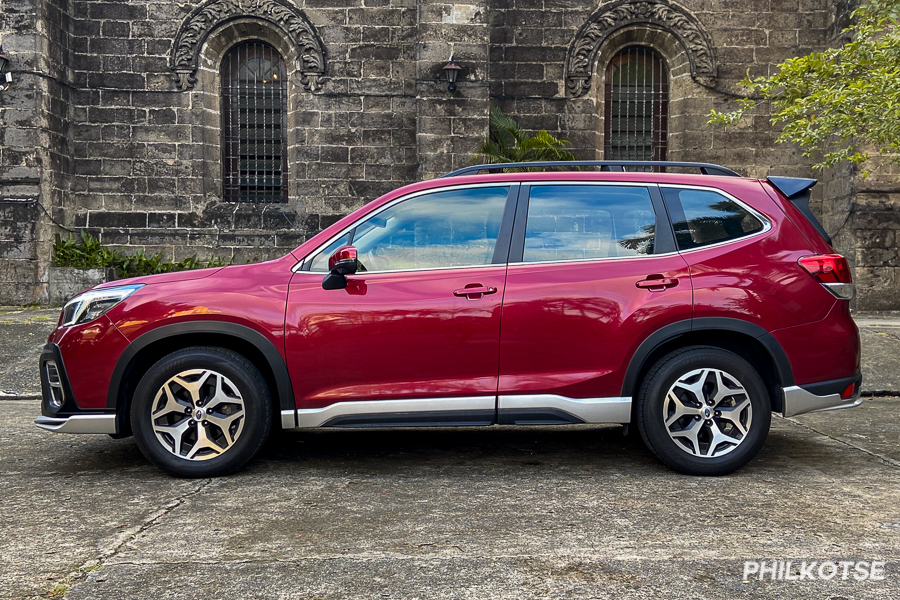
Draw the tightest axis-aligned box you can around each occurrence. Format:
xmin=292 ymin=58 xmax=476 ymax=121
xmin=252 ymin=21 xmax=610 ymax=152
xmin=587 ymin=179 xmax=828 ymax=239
xmin=0 ymin=46 xmax=11 ymax=90
xmin=442 ymin=58 xmax=462 ymax=93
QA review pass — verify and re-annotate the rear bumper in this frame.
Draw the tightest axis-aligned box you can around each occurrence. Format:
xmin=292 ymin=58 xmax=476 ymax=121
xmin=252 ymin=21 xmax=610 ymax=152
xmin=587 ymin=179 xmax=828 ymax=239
xmin=782 ymin=373 xmax=863 ymax=418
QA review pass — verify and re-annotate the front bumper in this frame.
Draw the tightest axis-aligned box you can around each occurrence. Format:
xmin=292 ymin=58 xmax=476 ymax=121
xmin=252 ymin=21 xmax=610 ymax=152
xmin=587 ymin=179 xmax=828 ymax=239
xmin=782 ymin=373 xmax=863 ymax=418
xmin=34 ymin=414 xmax=117 ymax=434
xmin=35 ymin=342 xmax=118 ymax=435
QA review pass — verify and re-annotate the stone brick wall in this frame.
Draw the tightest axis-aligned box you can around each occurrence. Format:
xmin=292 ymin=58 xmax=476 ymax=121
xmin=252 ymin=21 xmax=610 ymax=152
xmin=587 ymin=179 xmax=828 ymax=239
xmin=0 ymin=0 xmax=72 ymax=303
xmin=1 ymin=0 xmax=898 ymax=307
xmin=487 ymin=0 xmax=839 ymax=177
xmin=58 ymin=0 xmax=426 ymax=267
xmin=847 ymin=158 xmax=900 ymax=310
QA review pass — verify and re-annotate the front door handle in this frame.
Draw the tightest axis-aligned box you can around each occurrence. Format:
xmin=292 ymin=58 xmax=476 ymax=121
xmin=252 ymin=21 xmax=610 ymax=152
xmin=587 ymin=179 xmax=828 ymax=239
xmin=453 ymin=284 xmax=498 ymax=300
xmin=636 ymin=276 xmax=679 ymax=291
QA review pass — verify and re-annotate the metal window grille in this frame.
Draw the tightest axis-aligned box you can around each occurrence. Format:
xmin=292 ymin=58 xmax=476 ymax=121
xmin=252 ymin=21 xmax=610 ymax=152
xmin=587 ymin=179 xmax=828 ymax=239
xmin=604 ymin=46 xmax=669 ymax=163
xmin=221 ymin=41 xmax=287 ymax=203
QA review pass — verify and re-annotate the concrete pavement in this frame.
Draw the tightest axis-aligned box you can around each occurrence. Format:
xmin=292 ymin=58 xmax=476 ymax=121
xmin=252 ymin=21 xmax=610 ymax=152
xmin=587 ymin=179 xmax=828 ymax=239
xmin=0 ymin=308 xmax=58 ymax=399
xmin=2 ymin=399 xmax=899 ymax=599
xmin=1 ymin=308 xmax=899 ymax=599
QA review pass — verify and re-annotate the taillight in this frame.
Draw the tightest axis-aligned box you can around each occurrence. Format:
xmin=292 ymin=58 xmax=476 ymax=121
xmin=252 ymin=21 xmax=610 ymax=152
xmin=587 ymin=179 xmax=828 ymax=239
xmin=799 ymin=254 xmax=853 ymax=299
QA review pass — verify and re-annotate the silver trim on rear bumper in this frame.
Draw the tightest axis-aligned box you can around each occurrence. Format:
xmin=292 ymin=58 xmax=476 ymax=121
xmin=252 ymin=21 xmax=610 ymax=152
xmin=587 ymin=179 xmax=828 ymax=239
xmin=782 ymin=386 xmax=863 ymax=418
xmin=34 ymin=414 xmax=117 ymax=434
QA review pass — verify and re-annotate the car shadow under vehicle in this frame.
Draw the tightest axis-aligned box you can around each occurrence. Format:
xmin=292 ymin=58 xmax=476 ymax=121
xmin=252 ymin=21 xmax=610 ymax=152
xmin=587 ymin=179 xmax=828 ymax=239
xmin=26 ymin=417 xmax=873 ymax=480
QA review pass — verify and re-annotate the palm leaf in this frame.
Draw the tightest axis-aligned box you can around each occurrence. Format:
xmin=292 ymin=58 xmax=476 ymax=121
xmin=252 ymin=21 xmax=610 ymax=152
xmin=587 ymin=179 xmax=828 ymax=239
xmin=474 ymin=109 xmax=579 ymax=169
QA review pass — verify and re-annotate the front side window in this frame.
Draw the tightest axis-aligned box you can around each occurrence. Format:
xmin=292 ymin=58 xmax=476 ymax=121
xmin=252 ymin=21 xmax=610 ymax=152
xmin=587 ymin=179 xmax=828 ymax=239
xmin=604 ymin=46 xmax=669 ymax=161
xmin=661 ymin=188 xmax=765 ymax=250
xmin=221 ymin=41 xmax=287 ymax=203
xmin=309 ymin=187 xmax=509 ymax=272
xmin=308 ymin=233 xmax=351 ymax=272
xmin=523 ymin=185 xmax=657 ymax=262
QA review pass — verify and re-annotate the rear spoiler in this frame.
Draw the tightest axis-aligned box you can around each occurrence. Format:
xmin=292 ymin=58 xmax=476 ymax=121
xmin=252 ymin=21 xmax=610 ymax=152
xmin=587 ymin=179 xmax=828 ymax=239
xmin=766 ymin=176 xmax=831 ymax=246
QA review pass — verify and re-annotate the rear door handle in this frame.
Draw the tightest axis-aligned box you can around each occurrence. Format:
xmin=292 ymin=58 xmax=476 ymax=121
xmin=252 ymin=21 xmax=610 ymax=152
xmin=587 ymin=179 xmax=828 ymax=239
xmin=453 ymin=285 xmax=498 ymax=299
xmin=636 ymin=276 xmax=679 ymax=290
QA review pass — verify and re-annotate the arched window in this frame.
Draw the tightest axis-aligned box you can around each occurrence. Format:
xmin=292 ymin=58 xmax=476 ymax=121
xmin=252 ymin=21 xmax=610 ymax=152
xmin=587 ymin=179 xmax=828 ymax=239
xmin=604 ymin=46 xmax=668 ymax=161
xmin=221 ymin=41 xmax=287 ymax=203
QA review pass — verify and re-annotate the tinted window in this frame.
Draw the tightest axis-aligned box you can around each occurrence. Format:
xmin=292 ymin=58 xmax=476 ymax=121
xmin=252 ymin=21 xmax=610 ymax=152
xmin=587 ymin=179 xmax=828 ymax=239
xmin=308 ymin=233 xmax=351 ymax=272
xmin=522 ymin=185 xmax=656 ymax=262
xmin=662 ymin=188 xmax=764 ymax=250
xmin=310 ymin=187 xmax=508 ymax=272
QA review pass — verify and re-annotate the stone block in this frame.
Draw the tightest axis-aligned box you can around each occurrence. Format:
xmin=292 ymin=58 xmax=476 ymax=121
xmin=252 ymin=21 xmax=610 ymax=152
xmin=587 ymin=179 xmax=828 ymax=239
xmin=88 ymin=211 xmax=147 ymax=228
xmin=148 ymin=212 xmax=177 ymax=229
xmin=89 ymin=2 xmax=148 ymax=20
xmin=47 ymin=267 xmax=117 ymax=305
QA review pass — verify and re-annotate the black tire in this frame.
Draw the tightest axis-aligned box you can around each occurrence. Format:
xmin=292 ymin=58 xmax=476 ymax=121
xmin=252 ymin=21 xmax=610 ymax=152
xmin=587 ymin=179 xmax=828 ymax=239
xmin=131 ymin=346 xmax=273 ymax=478
xmin=636 ymin=346 xmax=771 ymax=476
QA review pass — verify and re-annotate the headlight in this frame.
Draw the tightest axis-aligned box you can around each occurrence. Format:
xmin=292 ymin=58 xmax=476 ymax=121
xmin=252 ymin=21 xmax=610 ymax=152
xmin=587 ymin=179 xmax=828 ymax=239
xmin=61 ymin=284 xmax=143 ymax=327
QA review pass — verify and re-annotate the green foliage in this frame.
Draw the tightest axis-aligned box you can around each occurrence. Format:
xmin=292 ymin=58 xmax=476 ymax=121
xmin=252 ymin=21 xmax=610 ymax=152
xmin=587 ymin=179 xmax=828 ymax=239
xmin=475 ymin=107 xmax=579 ymax=169
xmin=53 ymin=231 xmax=231 ymax=279
xmin=708 ymin=0 xmax=900 ymax=174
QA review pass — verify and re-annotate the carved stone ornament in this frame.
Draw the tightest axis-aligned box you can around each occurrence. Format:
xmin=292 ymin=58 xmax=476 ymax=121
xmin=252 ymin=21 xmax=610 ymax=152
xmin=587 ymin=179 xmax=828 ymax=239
xmin=566 ymin=0 xmax=716 ymax=97
xmin=169 ymin=0 xmax=326 ymax=91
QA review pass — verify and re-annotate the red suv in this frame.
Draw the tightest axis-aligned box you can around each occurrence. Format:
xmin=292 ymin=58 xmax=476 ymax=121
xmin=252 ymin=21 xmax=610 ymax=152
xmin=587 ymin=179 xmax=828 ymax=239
xmin=35 ymin=161 xmax=861 ymax=477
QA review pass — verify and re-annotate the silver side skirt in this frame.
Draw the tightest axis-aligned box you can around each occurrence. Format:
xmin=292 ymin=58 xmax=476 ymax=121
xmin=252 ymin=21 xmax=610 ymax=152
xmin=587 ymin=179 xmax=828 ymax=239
xmin=281 ymin=410 xmax=297 ymax=429
xmin=285 ymin=396 xmax=496 ymax=429
xmin=499 ymin=394 xmax=632 ymax=424
xmin=782 ymin=385 xmax=863 ymax=418
xmin=35 ymin=414 xmax=117 ymax=435
xmin=281 ymin=394 xmax=632 ymax=429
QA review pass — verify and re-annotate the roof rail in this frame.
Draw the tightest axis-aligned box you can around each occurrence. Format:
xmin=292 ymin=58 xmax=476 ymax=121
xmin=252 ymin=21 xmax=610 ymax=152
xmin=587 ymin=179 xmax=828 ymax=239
xmin=442 ymin=161 xmax=741 ymax=178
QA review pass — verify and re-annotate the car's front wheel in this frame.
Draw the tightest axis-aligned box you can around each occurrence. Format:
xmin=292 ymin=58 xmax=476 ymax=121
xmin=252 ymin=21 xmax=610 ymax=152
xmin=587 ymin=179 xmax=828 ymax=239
xmin=131 ymin=346 xmax=273 ymax=477
xmin=636 ymin=346 xmax=771 ymax=476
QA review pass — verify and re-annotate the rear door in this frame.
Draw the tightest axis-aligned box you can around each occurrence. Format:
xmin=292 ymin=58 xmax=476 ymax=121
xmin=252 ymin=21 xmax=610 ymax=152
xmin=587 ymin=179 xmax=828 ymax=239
xmin=496 ymin=182 xmax=692 ymax=424
xmin=284 ymin=184 xmax=517 ymax=427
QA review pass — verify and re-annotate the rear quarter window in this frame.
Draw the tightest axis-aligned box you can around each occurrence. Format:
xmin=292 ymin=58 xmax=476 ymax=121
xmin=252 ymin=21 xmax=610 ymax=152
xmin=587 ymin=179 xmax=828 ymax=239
xmin=661 ymin=187 xmax=765 ymax=250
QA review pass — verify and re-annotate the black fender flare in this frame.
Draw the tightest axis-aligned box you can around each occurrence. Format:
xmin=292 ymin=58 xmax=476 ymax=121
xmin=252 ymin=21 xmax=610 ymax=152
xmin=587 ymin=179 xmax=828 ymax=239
xmin=620 ymin=317 xmax=794 ymax=397
xmin=107 ymin=321 xmax=295 ymax=427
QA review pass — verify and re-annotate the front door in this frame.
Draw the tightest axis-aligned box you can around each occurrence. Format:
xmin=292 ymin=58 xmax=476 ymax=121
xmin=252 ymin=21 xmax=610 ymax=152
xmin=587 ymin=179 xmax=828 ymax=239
xmin=285 ymin=184 xmax=515 ymax=427
xmin=497 ymin=183 xmax=692 ymax=424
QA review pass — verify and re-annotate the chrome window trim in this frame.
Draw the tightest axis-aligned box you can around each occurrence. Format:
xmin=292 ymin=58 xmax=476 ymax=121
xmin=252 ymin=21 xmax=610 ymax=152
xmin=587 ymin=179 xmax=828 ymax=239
xmin=514 ymin=181 xmax=660 ymax=266
xmin=292 ymin=263 xmax=507 ymax=277
xmin=658 ymin=183 xmax=773 ymax=254
xmin=508 ymin=251 xmax=678 ymax=268
xmin=292 ymin=182 xmax=515 ymax=274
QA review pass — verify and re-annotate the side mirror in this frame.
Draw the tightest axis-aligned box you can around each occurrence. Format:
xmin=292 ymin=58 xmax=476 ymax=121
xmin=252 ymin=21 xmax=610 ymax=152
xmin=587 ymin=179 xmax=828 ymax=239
xmin=328 ymin=245 xmax=358 ymax=275
xmin=322 ymin=245 xmax=358 ymax=290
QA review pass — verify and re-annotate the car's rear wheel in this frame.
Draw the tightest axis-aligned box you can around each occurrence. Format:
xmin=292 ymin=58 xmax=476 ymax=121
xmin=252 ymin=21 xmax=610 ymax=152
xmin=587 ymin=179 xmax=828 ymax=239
xmin=131 ymin=346 xmax=272 ymax=477
xmin=636 ymin=346 xmax=771 ymax=476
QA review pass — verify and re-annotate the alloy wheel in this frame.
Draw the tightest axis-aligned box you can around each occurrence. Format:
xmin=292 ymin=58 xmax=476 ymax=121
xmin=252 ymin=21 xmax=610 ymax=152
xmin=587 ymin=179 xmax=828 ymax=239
xmin=150 ymin=368 xmax=246 ymax=461
xmin=663 ymin=367 xmax=753 ymax=458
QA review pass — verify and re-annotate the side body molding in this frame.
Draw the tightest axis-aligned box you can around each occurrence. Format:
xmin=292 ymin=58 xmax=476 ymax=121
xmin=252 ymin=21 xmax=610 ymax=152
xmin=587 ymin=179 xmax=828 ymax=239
xmin=620 ymin=317 xmax=795 ymax=397
xmin=107 ymin=321 xmax=296 ymax=428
